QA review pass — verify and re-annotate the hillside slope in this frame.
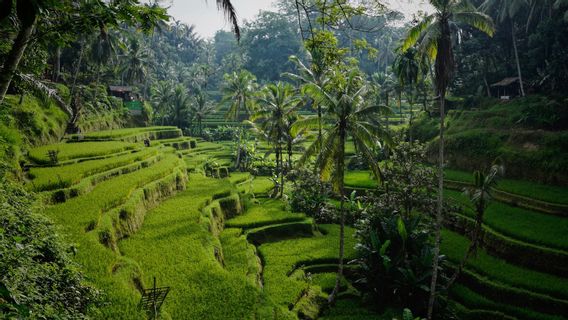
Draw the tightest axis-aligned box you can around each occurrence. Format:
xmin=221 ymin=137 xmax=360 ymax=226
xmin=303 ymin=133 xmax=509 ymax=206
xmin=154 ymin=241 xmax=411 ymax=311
xmin=411 ymin=95 xmax=568 ymax=185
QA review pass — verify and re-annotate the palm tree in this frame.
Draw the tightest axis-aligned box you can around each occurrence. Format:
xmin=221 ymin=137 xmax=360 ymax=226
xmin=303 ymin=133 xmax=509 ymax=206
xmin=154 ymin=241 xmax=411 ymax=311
xmin=446 ymin=163 xmax=503 ymax=289
xmin=169 ymin=84 xmax=191 ymax=129
xmin=90 ymin=29 xmax=121 ymax=101
xmin=192 ymin=89 xmax=215 ymax=136
xmin=480 ymin=0 xmax=529 ymax=97
xmin=285 ymin=54 xmax=327 ymax=158
xmin=402 ymin=1 xmax=494 ymax=318
xmin=294 ymin=67 xmax=391 ymax=304
xmin=122 ymin=37 xmax=149 ymax=86
xmin=151 ymin=80 xmax=174 ymax=125
xmin=393 ymin=47 xmax=426 ymax=140
xmin=249 ymin=82 xmax=302 ymax=197
xmin=220 ymin=70 xmax=257 ymax=169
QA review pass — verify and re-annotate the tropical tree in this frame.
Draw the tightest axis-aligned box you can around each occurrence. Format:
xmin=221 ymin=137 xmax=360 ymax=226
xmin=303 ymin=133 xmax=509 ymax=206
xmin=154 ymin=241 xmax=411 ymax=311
xmin=446 ymin=163 xmax=503 ymax=288
xmin=249 ymin=82 xmax=302 ymax=197
xmin=169 ymin=84 xmax=192 ymax=129
xmin=219 ymin=70 xmax=258 ymax=169
xmin=393 ymin=47 xmax=427 ymax=139
xmin=90 ymin=29 xmax=122 ymax=101
xmin=401 ymin=1 xmax=494 ymax=318
xmin=294 ymin=67 xmax=391 ymax=303
xmin=192 ymin=89 xmax=215 ymax=136
xmin=0 ymin=0 xmax=55 ymax=105
xmin=122 ymin=37 xmax=149 ymax=86
xmin=480 ymin=0 xmax=529 ymax=97
xmin=150 ymin=80 xmax=174 ymax=125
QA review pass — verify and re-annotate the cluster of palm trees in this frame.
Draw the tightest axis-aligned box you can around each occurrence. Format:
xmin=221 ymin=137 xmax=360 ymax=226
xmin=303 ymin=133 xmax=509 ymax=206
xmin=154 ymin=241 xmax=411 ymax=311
xmin=218 ymin=57 xmax=393 ymax=304
xmin=229 ymin=1 xmax=496 ymax=318
xmin=150 ymin=81 xmax=215 ymax=133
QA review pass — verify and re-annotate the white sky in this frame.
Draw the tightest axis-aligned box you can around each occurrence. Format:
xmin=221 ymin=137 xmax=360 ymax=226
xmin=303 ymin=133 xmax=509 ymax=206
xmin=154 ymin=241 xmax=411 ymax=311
xmin=162 ymin=0 xmax=432 ymax=39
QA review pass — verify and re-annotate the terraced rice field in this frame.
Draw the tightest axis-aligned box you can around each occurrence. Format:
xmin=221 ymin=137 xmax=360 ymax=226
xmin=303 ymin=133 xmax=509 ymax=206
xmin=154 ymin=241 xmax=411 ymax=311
xmin=29 ymin=127 xmax=362 ymax=319
xmin=343 ymin=168 xmax=568 ymax=319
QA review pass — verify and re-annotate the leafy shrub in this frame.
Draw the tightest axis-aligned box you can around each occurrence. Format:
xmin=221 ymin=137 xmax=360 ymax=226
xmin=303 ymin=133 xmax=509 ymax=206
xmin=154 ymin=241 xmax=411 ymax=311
xmin=353 ymin=211 xmax=444 ymax=316
xmin=409 ymin=114 xmax=439 ymax=142
xmin=287 ymin=169 xmax=333 ymax=223
xmin=202 ymin=125 xmax=240 ymax=141
xmin=0 ymin=179 xmax=99 ymax=318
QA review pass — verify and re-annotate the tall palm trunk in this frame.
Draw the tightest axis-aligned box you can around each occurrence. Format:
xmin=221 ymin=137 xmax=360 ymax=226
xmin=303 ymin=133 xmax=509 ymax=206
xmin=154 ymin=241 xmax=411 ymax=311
xmin=235 ymin=128 xmax=242 ymax=170
xmin=446 ymin=200 xmax=484 ymax=289
xmin=329 ymin=120 xmax=346 ymax=304
xmin=279 ymin=142 xmax=284 ymax=198
xmin=0 ymin=17 xmax=37 ymax=105
xmin=53 ymin=46 xmax=61 ymax=82
xmin=427 ymin=90 xmax=445 ymax=320
xmin=511 ymin=23 xmax=525 ymax=97
xmin=287 ymin=138 xmax=293 ymax=171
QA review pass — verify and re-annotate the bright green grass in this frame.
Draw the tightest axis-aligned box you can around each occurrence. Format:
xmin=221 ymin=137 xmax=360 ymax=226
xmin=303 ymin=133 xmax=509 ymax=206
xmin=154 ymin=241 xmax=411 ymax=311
xmin=445 ymin=168 xmax=568 ymax=205
xmin=119 ymin=174 xmax=272 ymax=319
xmin=252 ymin=176 xmax=275 ymax=194
xmin=344 ymin=170 xmax=378 ymax=189
xmin=29 ymin=141 xmax=138 ymax=164
xmin=226 ymin=199 xmax=306 ymax=229
xmin=445 ymin=189 xmax=568 ymax=250
xmin=72 ymin=126 xmax=179 ymax=139
xmin=220 ymin=228 xmax=262 ymax=286
xmin=441 ymin=230 xmax=568 ymax=301
xmin=451 ymin=284 xmax=565 ymax=320
xmin=45 ymin=154 xmax=183 ymax=319
xmin=228 ymin=172 xmax=251 ymax=184
xmin=258 ymin=224 xmax=358 ymax=317
xmin=28 ymin=148 xmax=158 ymax=191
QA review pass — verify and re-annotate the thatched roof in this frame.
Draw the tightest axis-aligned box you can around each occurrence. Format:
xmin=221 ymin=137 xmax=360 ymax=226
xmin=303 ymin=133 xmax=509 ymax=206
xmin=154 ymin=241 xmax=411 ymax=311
xmin=491 ymin=77 xmax=519 ymax=87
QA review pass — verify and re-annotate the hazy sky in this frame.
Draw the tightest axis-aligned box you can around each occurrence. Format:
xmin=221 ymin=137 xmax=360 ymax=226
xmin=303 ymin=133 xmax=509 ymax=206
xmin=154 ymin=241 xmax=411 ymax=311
xmin=163 ymin=0 xmax=432 ymax=39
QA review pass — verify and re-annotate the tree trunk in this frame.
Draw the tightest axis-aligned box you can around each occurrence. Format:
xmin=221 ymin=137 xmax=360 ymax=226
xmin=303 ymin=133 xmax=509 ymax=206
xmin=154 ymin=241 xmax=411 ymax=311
xmin=287 ymin=139 xmax=293 ymax=171
xmin=53 ymin=46 xmax=61 ymax=82
xmin=0 ymin=17 xmax=37 ymax=105
xmin=511 ymin=23 xmax=525 ymax=97
xmin=385 ymin=93 xmax=390 ymax=130
xmin=427 ymin=91 xmax=445 ymax=320
xmin=446 ymin=204 xmax=484 ymax=289
xmin=235 ymin=129 xmax=242 ymax=170
xmin=329 ymin=121 xmax=346 ymax=304
xmin=279 ymin=143 xmax=284 ymax=198
xmin=483 ymin=74 xmax=491 ymax=97
xmin=93 ymin=64 xmax=101 ymax=102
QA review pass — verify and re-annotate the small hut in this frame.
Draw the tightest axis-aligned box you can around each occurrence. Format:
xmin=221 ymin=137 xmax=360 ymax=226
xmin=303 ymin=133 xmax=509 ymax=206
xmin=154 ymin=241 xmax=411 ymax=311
xmin=108 ymin=86 xmax=142 ymax=115
xmin=108 ymin=85 xmax=134 ymax=101
xmin=490 ymin=77 xmax=522 ymax=100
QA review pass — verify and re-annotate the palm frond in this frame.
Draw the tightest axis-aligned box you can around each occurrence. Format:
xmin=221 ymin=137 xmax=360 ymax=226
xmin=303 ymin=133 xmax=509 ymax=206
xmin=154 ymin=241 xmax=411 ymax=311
xmin=453 ymin=11 xmax=495 ymax=36
xmin=215 ymin=0 xmax=240 ymax=40
xmin=402 ymin=14 xmax=435 ymax=52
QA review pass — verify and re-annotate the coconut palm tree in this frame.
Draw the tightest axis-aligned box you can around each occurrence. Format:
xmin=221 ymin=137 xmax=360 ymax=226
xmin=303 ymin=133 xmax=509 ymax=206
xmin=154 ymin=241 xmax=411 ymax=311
xmin=192 ymin=89 xmax=215 ymax=136
xmin=480 ymin=0 xmax=529 ymax=97
xmin=294 ymin=67 xmax=391 ymax=304
xmin=150 ymin=80 xmax=174 ymax=125
xmin=220 ymin=70 xmax=258 ymax=169
xmin=393 ymin=47 xmax=427 ymax=140
xmin=401 ymin=1 xmax=494 ymax=318
xmin=446 ymin=163 xmax=503 ymax=289
xmin=122 ymin=37 xmax=150 ymax=86
xmin=248 ymin=82 xmax=302 ymax=197
xmin=169 ymin=84 xmax=191 ymax=129
xmin=285 ymin=54 xmax=328 ymax=157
